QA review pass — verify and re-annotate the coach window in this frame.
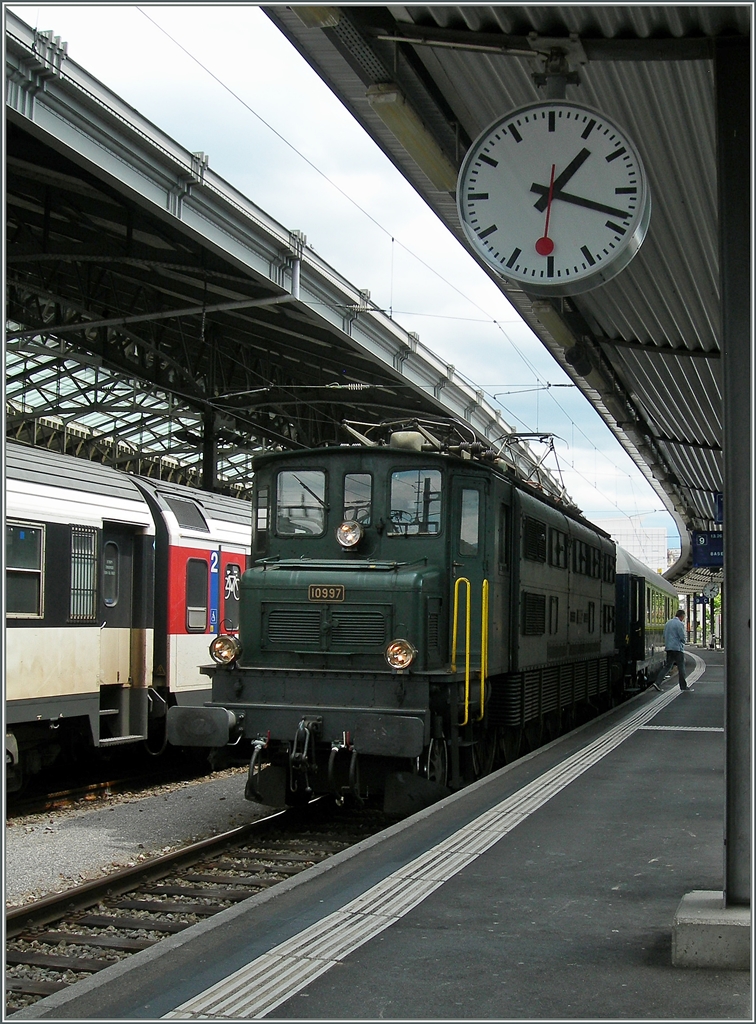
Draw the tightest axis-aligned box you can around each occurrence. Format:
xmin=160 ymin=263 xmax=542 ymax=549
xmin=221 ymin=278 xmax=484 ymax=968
xmin=102 ymin=541 xmax=120 ymax=607
xmin=276 ymin=470 xmax=326 ymax=536
xmin=6 ymin=522 xmax=44 ymax=617
xmin=186 ymin=559 xmax=209 ymax=632
xmin=70 ymin=526 xmax=98 ymax=621
xmin=223 ymin=563 xmax=241 ymax=631
xmin=588 ymin=601 xmax=596 ymax=633
xmin=388 ymin=469 xmax=442 ymax=535
xmin=459 ymin=489 xmax=479 ymax=556
xmin=343 ymin=473 xmax=372 ymax=525
xmin=164 ymin=496 xmax=209 ymax=532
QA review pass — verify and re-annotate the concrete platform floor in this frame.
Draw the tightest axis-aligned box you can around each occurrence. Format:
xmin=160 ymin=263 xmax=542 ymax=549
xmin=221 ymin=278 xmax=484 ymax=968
xmin=16 ymin=648 xmax=752 ymax=1021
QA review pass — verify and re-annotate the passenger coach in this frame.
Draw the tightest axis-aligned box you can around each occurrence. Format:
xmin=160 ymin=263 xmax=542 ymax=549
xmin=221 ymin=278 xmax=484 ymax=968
xmin=5 ymin=442 xmax=251 ymax=789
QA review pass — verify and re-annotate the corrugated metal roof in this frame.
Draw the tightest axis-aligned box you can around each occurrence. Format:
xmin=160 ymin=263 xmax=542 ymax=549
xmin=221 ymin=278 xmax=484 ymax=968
xmin=264 ymin=4 xmax=749 ymax=590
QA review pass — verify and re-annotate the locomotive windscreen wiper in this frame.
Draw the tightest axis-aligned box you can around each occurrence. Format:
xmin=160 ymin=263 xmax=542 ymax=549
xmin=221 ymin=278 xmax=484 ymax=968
xmin=293 ymin=475 xmax=326 ymax=507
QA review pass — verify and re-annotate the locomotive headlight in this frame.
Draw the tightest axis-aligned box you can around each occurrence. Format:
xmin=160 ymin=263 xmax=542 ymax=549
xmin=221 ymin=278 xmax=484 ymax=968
xmin=336 ymin=520 xmax=364 ymax=548
xmin=385 ymin=638 xmax=417 ymax=670
xmin=209 ymin=634 xmax=242 ymax=666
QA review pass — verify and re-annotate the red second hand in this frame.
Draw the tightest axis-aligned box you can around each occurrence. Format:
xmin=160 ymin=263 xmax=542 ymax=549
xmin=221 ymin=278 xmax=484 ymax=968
xmin=535 ymin=164 xmax=556 ymax=256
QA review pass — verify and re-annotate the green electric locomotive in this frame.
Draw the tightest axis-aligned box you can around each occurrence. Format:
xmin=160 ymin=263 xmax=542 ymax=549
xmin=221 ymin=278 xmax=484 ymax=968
xmin=168 ymin=420 xmax=627 ymax=812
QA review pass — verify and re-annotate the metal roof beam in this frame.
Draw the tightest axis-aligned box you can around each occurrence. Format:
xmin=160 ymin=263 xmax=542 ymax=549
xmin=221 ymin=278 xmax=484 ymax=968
xmin=369 ymin=23 xmax=715 ymax=61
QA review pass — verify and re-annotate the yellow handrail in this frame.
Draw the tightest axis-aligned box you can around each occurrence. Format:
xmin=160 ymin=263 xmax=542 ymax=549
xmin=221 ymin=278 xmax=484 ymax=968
xmin=477 ymin=578 xmax=489 ymax=722
xmin=452 ymin=577 xmax=489 ymax=727
xmin=452 ymin=577 xmax=471 ymax=725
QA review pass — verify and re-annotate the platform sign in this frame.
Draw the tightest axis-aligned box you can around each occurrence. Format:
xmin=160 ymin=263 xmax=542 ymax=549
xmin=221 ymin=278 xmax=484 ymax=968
xmin=714 ymin=492 xmax=723 ymax=524
xmin=692 ymin=531 xmax=723 ymax=567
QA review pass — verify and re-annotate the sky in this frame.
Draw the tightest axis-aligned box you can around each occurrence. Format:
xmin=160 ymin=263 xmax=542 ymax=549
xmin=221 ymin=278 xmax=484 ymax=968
xmin=6 ymin=3 xmax=679 ymax=547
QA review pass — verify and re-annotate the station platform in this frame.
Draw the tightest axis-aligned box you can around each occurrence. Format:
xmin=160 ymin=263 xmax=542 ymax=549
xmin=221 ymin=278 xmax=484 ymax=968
xmin=19 ymin=648 xmax=751 ymax=1021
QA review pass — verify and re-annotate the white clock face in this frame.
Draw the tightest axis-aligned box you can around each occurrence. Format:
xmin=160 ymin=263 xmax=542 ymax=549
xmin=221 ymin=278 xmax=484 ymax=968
xmin=457 ymin=101 xmax=651 ymax=295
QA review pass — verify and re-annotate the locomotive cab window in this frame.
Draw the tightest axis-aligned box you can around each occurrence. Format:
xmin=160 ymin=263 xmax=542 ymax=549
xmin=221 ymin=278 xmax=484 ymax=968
xmin=276 ymin=470 xmax=326 ymax=536
xmin=343 ymin=473 xmax=372 ymax=525
xmin=459 ymin=489 xmax=479 ymax=556
xmin=388 ymin=469 xmax=442 ymax=535
xmin=6 ymin=521 xmax=44 ymax=617
xmin=254 ymin=486 xmax=269 ymax=555
xmin=186 ymin=558 xmax=209 ymax=632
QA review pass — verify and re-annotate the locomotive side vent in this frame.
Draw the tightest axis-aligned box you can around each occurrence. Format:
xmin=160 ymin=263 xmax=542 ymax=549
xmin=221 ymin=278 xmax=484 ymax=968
xmin=332 ymin=610 xmax=386 ymax=646
xmin=267 ymin=608 xmax=321 ymax=646
xmin=427 ymin=613 xmax=439 ymax=649
xmin=523 ymin=517 xmax=547 ymax=561
xmin=522 ymin=592 xmax=546 ymax=635
xmin=264 ymin=605 xmax=388 ymax=649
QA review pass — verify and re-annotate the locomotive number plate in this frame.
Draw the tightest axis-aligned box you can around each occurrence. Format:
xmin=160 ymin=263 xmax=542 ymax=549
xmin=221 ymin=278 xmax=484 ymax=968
xmin=308 ymin=584 xmax=345 ymax=602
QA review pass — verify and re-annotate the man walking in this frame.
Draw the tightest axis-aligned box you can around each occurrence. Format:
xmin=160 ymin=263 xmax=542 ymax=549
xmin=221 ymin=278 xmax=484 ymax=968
xmin=652 ymin=609 xmax=692 ymax=692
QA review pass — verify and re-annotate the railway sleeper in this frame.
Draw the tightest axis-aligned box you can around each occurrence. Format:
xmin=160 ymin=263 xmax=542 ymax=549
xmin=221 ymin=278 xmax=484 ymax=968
xmin=140 ymin=886 xmax=257 ymax=901
xmin=6 ymin=950 xmax=114 ymax=973
xmin=77 ymin=913 xmax=191 ymax=933
xmin=33 ymin=931 xmax=156 ymax=952
xmin=6 ymin=979 xmax=70 ymax=996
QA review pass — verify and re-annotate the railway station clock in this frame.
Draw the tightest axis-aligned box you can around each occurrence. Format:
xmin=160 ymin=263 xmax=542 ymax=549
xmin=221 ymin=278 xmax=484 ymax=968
xmin=457 ymin=101 xmax=651 ymax=295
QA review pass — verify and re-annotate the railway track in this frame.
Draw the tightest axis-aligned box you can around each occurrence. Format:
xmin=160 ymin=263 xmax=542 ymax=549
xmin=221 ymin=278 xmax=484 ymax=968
xmin=5 ymin=799 xmax=392 ymax=1017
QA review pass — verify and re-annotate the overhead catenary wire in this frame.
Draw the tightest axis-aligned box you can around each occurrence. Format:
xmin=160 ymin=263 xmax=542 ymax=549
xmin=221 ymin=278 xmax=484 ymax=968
xmin=129 ymin=6 xmax=659 ymax=522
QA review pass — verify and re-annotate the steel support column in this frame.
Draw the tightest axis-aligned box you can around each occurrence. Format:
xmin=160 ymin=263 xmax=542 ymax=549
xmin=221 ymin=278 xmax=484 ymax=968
xmin=716 ymin=36 xmax=751 ymax=909
xmin=202 ymin=408 xmax=216 ymax=493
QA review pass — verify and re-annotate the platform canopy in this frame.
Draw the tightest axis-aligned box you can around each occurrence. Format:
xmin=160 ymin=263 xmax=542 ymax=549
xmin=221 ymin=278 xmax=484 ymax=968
xmin=4 ymin=11 xmax=567 ymax=507
xmin=263 ymin=5 xmax=751 ymax=590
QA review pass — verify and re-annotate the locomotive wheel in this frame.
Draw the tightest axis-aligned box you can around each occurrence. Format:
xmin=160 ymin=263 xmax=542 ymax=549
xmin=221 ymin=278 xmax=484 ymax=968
xmin=473 ymin=724 xmax=498 ymax=778
xmin=499 ymin=727 xmax=523 ymax=765
xmin=423 ymin=737 xmax=449 ymax=786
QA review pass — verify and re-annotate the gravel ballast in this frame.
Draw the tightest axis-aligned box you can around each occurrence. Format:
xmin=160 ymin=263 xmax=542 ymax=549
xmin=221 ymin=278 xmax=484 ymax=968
xmin=5 ymin=768 xmax=278 ymax=907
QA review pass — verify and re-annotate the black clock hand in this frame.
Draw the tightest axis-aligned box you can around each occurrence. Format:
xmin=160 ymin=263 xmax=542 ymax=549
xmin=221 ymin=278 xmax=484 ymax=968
xmin=532 ymin=148 xmax=591 ymax=212
xmin=530 ymin=184 xmax=631 ymax=220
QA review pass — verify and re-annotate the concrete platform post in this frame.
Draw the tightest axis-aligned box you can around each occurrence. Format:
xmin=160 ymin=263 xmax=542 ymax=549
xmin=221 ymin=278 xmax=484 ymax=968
xmin=672 ymin=34 xmax=751 ymax=970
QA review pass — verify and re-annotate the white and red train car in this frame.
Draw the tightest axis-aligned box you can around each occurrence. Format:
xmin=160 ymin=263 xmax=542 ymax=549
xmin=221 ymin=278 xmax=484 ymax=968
xmin=5 ymin=441 xmax=251 ymax=790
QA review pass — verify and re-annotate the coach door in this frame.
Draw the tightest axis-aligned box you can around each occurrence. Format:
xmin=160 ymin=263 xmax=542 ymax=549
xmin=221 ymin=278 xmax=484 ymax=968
xmin=450 ymin=478 xmax=489 ymax=674
xmin=98 ymin=524 xmax=139 ymax=686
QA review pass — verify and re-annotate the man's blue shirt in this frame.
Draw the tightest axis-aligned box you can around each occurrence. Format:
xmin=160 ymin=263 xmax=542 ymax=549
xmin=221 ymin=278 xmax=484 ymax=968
xmin=663 ymin=617 xmax=686 ymax=651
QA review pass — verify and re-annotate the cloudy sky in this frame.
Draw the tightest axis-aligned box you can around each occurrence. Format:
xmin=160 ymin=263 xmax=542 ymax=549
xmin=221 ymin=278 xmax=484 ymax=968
xmin=7 ymin=3 xmax=678 ymax=545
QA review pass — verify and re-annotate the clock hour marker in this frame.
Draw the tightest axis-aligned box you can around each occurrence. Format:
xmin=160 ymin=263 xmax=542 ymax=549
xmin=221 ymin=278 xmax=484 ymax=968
xmin=615 ymin=186 xmax=636 ymax=194
xmin=478 ymin=224 xmax=497 ymax=239
xmin=505 ymin=248 xmax=521 ymax=269
xmin=606 ymin=221 xmax=627 ymax=235
xmin=606 ymin=147 xmax=627 ymax=163
xmin=548 ymin=111 xmax=555 ymax=132
xmin=547 ymin=256 xmax=554 ymax=277
xmin=507 ymin=123 xmax=522 ymax=143
xmin=467 ymin=193 xmax=489 ymax=200
xmin=581 ymin=119 xmax=596 ymax=139
xmin=581 ymin=246 xmax=596 ymax=266
xmin=479 ymin=154 xmax=498 ymax=167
